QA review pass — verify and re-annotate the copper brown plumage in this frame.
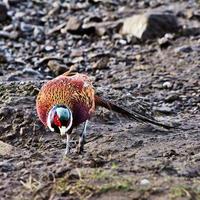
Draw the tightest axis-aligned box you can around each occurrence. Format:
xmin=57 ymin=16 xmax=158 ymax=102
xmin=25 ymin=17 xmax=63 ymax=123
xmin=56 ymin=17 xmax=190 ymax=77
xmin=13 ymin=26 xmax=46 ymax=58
xmin=36 ymin=72 xmax=173 ymax=155
xmin=36 ymin=73 xmax=95 ymax=127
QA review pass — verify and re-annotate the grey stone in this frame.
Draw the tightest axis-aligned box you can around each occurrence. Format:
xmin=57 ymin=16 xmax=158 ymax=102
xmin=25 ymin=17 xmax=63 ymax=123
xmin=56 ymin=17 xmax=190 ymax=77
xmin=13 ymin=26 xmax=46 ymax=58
xmin=165 ymin=94 xmax=180 ymax=103
xmin=163 ymin=81 xmax=172 ymax=89
xmin=0 ymin=141 xmax=15 ymax=156
xmin=0 ymin=3 xmax=8 ymax=22
xmin=121 ymin=12 xmax=179 ymax=40
xmin=0 ymin=161 xmax=15 ymax=172
xmin=0 ymin=53 xmax=7 ymax=63
xmin=174 ymin=45 xmax=193 ymax=53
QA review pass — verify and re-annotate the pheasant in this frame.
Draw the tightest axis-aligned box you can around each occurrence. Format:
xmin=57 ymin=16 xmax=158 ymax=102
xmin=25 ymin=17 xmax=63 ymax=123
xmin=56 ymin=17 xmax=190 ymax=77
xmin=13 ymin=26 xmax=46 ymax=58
xmin=36 ymin=72 xmax=172 ymax=155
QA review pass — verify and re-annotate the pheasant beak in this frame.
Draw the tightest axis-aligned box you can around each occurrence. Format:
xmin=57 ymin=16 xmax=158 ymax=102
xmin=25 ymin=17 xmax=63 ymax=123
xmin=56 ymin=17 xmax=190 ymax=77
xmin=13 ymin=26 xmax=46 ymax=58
xmin=59 ymin=126 xmax=68 ymax=138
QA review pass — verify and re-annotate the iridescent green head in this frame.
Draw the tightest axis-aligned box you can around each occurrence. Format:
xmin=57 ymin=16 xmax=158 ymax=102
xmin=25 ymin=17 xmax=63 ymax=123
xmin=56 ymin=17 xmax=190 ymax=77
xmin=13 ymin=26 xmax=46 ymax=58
xmin=47 ymin=105 xmax=73 ymax=136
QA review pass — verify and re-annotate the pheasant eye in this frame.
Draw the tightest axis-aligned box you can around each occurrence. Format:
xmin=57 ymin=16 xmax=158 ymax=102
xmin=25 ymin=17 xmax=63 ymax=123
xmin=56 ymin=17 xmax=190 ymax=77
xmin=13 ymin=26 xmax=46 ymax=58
xmin=53 ymin=114 xmax=62 ymax=127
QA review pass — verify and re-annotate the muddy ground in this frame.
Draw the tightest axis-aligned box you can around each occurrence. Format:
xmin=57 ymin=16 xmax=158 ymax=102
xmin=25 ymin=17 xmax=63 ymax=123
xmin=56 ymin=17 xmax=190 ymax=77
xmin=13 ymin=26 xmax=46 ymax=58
xmin=0 ymin=0 xmax=200 ymax=199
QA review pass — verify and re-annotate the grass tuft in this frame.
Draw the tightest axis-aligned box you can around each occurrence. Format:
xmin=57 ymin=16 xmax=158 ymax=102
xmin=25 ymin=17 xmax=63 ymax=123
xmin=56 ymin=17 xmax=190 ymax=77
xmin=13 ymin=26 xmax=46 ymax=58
xmin=53 ymin=168 xmax=133 ymax=199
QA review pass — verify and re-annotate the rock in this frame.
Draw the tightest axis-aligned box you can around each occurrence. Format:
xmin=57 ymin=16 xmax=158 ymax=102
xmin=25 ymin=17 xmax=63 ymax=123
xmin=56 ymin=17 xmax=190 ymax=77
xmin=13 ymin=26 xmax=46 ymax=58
xmin=20 ymin=22 xmax=34 ymax=33
xmin=192 ymin=10 xmax=200 ymax=21
xmin=0 ymin=3 xmax=8 ymax=22
xmin=35 ymin=56 xmax=63 ymax=66
xmin=185 ymin=10 xmax=200 ymax=21
xmin=185 ymin=9 xmax=194 ymax=19
xmin=138 ymin=1 xmax=150 ymax=9
xmin=14 ymin=11 xmax=25 ymax=19
xmin=0 ymin=30 xmax=19 ymax=39
xmin=174 ymin=45 xmax=193 ymax=53
xmin=82 ymin=20 xmax=120 ymax=37
xmin=33 ymin=26 xmax=45 ymax=42
xmin=179 ymin=167 xmax=200 ymax=178
xmin=165 ymin=94 xmax=180 ymax=103
xmin=70 ymin=49 xmax=83 ymax=58
xmin=149 ymin=1 xmax=162 ymax=8
xmin=47 ymin=60 xmax=68 ymax=76
xmin=163 ymin=81 xmax=173 ymax=89
xmin=121 ymin=12 xmax=179 ymax=40
xmin=6 ymin=74 xmax=20 ymax=81
xmin=92 ymin=56 xmax=110 ymax=70
xmin=0 ymin=53 xmax=7 ymax=63
xmin=44 ymin=45 xmax=54 ymax=52
xmin=88 ymin=0 xmax=104 ymax=4
xmin=46 ymin=22 xmax=66 ymax=35
xmin=154 ymin=106 xmax=174 ymax=115
xmin=95 ymin=26 xmax=106 ymax=36
xmin=22 ymin=68 xmax=43 ymax=78
xmin=6 ymin=69 xmax=43 ymax=81
xmin=15 ymin=161 xmax=25 ymax=170
xmin=135 ymin=54 xmax=142 ymax=61
xmin=0 ymin=161 xmax=15 ymax=172
xmin=0 ymin=141 xmax=15 ymax=156
xmin=10 ymin=31 xmax=19 ymax=39
xmin=181 ymin=27 xmax=200 ymax=37
xmin=140 ymin=179 xmax=150 ymax=186
xmin=163 ymin=149 xmax=179 ymax=158
xmin=63 ymin=16 xmax=108 ymax=36
xmin=64 ymin=16 xmax=82 ymax=34
xmin=158 ymin=33 xmax=173 ymax=48
xmin=118 ymin=39 xmax=127 ymax=45
xmin=192 ymin=153 xmax=200 ymax=161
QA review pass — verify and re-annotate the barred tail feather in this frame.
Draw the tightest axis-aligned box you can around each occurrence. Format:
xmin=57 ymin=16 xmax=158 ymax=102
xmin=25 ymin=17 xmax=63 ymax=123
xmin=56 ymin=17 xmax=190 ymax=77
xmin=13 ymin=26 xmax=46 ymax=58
xmin=95 ymin=95 xmax=173 ymax=129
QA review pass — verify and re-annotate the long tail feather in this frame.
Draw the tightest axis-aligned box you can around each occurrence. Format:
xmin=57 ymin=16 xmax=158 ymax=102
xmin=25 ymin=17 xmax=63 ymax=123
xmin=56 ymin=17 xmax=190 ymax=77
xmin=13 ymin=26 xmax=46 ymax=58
xmin=95 ymin=95 xmax=173 ymax=129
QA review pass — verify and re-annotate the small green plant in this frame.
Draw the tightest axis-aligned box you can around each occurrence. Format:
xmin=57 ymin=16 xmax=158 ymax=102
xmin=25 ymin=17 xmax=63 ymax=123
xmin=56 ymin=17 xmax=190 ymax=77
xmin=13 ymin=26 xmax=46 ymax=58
xmin=100 ymin=179 xmax=132 ymax=193
xmin=53 ymin=168 xmax=133 ymax=199
xmin=170 ymin=183 xmax=200 ymax=199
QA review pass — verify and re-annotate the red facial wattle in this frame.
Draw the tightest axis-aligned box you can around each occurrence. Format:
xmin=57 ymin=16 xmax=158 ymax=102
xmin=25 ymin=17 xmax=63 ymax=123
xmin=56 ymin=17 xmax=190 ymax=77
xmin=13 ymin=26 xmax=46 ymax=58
xmin=53 ymin=114 xmax=62 ymax=127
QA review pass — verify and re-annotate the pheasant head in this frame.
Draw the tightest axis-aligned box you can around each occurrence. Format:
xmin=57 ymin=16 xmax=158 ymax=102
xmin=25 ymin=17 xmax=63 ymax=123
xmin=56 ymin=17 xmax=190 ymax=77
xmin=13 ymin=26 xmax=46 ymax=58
xmin=47 ymin=105 xmax=73 ymax=137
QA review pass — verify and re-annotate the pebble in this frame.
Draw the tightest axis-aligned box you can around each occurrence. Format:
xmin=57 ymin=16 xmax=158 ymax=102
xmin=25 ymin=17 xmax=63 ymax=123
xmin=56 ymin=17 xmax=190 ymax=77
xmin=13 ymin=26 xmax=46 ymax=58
xmin=0 ymin=162 xmax=15 ymax=172
xmin=70 ymin=49 xmax=83 ymax=57
xmin=45 ymin=45 xmax=54 ymax=52
xmin=158 ymin=36 xmax=172 ymax=48
xmin=165 ymin=94 xmax=180 ymax=103
xmin=10 ymin=31 xmax=19 ymax=39
xmin=7 ymin=75 xmax=20 ymax=81
xmin=185 ymin=9 xmax=194 ymax=19
xmin=14 ymin=11 xmax=25 ymax=19
xmin=15 ymin=161 xmax=25 ymax=170
xmin=0 ymin=141 xmax=15 ymax=156
xmin=20 ymin=22 xmax=34 ymax=32
xmin=65 ymin=16 xmax=81 ymax=33
xmin=163 ymin=81 xmax=172 ymax=89
xmin=140 ymin=179 xmax=150 ymax=186
xmin=33 ymin=26 xmax=45 ymax=42
xmin=47 ymin=60 xmax=68 ymax=76
xmin=135 ymin=54 xmax=143 ymax=61
xmin=22 ymin=68 xmax=43 ymax=78
xmin=0 ymin=53 xmax=7 ymax=63
xmin=174 ymin=45 xmax=193 ymax=53
xmin=0 ymin=30 xmax=19 ymax=39
xmin=118 ymin=39 xmax=127 ymax=45
xmin=0 ymin=3 xmax=8 ymax=22
xmin=154 ymin=106 xmax=174 ymax=115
